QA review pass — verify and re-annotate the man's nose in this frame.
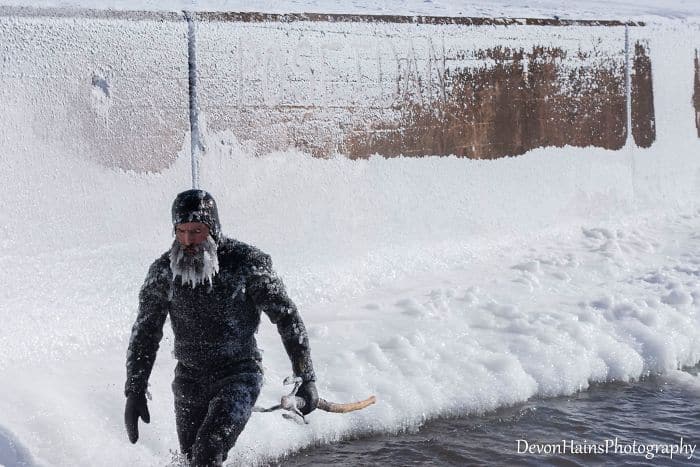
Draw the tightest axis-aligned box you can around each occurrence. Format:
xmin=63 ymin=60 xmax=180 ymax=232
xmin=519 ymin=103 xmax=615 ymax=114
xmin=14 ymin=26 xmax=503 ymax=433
xmin=182 ymin=233 xmax=194 ymax=246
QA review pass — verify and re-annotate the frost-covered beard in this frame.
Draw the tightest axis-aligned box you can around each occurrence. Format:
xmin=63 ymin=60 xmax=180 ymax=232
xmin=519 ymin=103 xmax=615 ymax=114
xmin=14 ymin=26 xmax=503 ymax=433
xmin=169 ymin=235 xmax=220 ymax=288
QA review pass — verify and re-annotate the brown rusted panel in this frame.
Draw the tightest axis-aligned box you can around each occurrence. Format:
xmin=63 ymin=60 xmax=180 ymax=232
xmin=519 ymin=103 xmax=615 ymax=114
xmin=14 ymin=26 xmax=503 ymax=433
xmin=695 ymin=50 xmax=700 ymax=137
xmin=631 ymin=42 xmax=656 ymax=148
xmin=345 ymin=46 xmax=627 ymax=159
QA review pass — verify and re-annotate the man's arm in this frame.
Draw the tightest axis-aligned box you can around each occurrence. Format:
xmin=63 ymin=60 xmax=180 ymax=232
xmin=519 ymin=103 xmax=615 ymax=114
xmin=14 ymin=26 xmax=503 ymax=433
xmin=248 ymin=254 xmax=316 ymax=383
xmin=125 ymin=258 xmax=171 ymax=397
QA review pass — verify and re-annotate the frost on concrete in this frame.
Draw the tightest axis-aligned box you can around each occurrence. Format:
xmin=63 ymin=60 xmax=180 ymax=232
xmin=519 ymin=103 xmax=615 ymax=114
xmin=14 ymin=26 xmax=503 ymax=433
xmin=0 ymin=9 xmax=660 ymax=170
xmin=0 ymin=10 xmax=188 ymax=172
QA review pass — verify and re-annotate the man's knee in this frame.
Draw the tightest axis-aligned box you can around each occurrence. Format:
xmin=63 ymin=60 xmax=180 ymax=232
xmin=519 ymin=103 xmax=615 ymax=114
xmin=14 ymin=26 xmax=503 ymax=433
xmin=174 ymin=400 xmax=209 ymax=455
xmin=173 ymin=373 xmax=210 ymax=457
xmin=180 ymin=370 xmax=262 ymax=464
xmin=191 ymin=439 xmax=225 ymax=467
xmin=193 ymin=423 xmax=247 ymax=466
xmin=191 ymin=384 xmax=259 ymax=463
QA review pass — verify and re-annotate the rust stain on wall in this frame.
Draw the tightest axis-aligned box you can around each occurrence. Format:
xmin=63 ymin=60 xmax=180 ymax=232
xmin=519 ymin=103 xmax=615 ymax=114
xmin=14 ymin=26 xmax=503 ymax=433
xmin=631 ymin=42 xmax=655 ymax=148
xmin=345 ymin=41 xmax=657 ymax=159
xmin=345 ymin=46 xmax=631 ymax=159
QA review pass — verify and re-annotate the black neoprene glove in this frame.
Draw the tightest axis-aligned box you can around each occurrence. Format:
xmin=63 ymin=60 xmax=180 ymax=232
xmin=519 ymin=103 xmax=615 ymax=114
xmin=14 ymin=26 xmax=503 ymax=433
xmin=124 ymin=392 xmax=150 ymax=443
xmin=297 ymin=380 xmax=319 ymax=415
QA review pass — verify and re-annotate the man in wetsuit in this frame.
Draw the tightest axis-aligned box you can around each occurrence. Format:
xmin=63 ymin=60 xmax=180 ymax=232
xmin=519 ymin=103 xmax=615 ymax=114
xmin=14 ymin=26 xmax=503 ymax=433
xmin=124 ymin=189 xmax=317 ymax=466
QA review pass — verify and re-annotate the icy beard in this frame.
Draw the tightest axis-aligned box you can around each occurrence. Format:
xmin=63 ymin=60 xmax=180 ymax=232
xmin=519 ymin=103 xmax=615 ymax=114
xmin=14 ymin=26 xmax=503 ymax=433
xmin=169 ymin=235 xmax=220 ymax=288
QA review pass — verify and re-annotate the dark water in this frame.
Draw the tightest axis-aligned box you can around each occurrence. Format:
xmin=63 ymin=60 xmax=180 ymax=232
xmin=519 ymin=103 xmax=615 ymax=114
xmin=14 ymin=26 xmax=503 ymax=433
xmin=276 ymin=371 xmax=700 ymax=466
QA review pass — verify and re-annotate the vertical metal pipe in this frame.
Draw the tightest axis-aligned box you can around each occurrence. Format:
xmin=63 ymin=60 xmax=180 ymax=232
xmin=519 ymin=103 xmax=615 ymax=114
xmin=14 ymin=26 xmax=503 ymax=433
xmin=185 ymin=10 xmax=201 ymax=189
xmin=625 ymin=24 xmax=633 ymax=147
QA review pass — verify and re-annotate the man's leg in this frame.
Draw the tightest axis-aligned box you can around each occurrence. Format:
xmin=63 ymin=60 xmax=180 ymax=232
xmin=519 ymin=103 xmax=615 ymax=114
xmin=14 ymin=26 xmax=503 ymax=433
xmin=190 ymin=371 xmax=263 ymax=466
xmin=172 ymin=373 xmax=210 ymax=461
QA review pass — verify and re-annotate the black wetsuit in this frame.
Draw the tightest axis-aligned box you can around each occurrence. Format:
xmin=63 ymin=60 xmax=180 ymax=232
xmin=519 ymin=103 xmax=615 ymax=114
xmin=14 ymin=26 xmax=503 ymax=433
xmin=125 ymin=237 xmax=315 ymax=465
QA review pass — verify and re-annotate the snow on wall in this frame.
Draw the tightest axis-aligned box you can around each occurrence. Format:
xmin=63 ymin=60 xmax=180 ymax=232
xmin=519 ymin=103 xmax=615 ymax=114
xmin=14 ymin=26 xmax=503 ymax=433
xmin=0 ymin=9 xmax=187 ymax=172
xmin=0 ymin=7 xmax=661 ymax=172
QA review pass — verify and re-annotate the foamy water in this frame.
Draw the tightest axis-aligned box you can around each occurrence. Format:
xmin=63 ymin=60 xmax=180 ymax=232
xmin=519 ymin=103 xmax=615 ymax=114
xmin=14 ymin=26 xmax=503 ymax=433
xmin=282 ymin=369 xmax=700 ymax=466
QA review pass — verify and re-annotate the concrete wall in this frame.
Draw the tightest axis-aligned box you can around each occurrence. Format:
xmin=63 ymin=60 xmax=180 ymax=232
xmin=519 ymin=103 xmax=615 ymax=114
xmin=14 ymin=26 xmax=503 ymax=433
xmin=0 ymin=8 xmax=188 ymax=171
xmin=196 ymin=16 xmax=654 ymax=160
xmin=0 ymin=7 xmax=672 ymax=172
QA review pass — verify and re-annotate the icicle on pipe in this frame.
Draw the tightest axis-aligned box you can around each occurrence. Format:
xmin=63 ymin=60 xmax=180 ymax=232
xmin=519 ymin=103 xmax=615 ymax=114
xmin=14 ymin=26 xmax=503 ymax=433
xmin=185 ymin=10 xmax=201 ymax=189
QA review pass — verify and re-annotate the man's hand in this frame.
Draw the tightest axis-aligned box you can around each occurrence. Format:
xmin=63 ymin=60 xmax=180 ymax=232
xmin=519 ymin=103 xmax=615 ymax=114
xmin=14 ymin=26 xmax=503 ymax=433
xmin=124 ymin=392 xmax=150 ymax=443
xmin=296 ymin=380 xmax=318 ymax=415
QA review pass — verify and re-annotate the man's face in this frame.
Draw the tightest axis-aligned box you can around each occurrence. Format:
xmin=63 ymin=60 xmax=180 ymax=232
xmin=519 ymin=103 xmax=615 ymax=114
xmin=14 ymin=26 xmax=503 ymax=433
xmin=175 ymin=222 xmax=210 ymax=254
